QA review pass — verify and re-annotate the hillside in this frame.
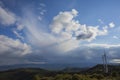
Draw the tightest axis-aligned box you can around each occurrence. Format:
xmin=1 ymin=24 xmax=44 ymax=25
xmin=0 ymin=64 xmax=119 ymax=80
xmin=0 ymin=68 xmax=57 ymax=80
xmin=86 ymin=64 xmax=120 ymax=74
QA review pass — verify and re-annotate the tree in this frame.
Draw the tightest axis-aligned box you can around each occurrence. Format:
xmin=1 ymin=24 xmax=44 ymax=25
xmin=72 ymin=74 xmax=81 ymax=80
xmin=112 ymin=72 xmax=118 ymax=77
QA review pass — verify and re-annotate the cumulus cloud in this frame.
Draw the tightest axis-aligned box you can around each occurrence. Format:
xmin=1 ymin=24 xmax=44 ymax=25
xmin=21 ymin=9 xmax=80 ymax=53
xmin=76 ymin=26 xmax=107 ymax=41
xmin=0 ymin=35 xmax=32 ymax=56
xmin=21 ymin=9 xmax=110 ymax=54
xmin=50 ymin=9 xmax=78 ymax=34
xmin=109 ymin=22 xmax=115 ymax=28
xmin=50 ymin=9 xmax=108 ymax=41
xmin=0 ymin=6 xmax=16 ymax=25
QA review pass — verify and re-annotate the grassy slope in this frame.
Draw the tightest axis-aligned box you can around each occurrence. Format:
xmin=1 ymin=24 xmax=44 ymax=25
xmin=0 ymin=64 xmax=119 ymax=80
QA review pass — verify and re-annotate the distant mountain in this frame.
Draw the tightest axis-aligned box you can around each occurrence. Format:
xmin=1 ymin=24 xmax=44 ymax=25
xmin=0 ymin=64 xmax=66 ymax=71
xmin=0 ymin=63 xmax=95 ymax=71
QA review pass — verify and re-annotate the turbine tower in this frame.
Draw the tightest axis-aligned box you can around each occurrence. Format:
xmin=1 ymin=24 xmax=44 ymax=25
xmin=102 ymin=50 xmax=108 ymax=73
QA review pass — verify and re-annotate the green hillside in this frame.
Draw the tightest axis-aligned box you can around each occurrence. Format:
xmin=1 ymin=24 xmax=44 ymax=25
xmin=0 ymin=68 xmax=56 ymax=80
xmin=0 ymin=65 xmax=120 ymax=80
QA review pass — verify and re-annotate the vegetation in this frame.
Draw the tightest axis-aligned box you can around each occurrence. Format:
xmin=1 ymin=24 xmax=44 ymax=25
xmin=0 ymin=64 xmax=119 ymax=80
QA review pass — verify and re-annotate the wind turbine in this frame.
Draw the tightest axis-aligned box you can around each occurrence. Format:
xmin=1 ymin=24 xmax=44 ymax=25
xmin=102 ymin=49 xmax=108 ymax=73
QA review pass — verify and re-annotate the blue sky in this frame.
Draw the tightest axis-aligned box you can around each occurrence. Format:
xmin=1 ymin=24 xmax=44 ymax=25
xmin=0 ymin=0 xmax=120 ymax=67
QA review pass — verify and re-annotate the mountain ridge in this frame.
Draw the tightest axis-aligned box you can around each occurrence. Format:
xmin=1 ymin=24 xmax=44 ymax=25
xmin=0 ymin=64 xmax=120 ymax=80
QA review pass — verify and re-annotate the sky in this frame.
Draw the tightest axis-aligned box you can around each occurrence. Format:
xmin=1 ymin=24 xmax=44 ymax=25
xmin=0 ymin=0 xmax=120 ymax=67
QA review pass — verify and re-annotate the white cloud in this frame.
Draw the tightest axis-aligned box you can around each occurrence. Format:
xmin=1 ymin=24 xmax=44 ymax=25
xmin=13 ymin=30 xmax=24 ymax=40
xmin=20 ymin=9 xmax=110 ymax=55
xmin=0 ymin=6 xmax=16 ymax=25
xmin=16 ymin=23 xmax=25 ymax=31
xmin=15 ymin=8 xmax=114 ymax=59
xmin=53 ymin=39 xmax=79 ymax=53
xmin=109 ymin=22 xmax=115 ymax=28
xmin=50 ymin=9 xmax=78 ymax=34
xmin=98 ymin=19 xmax=104 ymax=24
xmin=110 ymin=59 xmax=120 ymax=63
xmin=0 ymin=2 xmax=119 ymax=66
xmin=76 ymin=25 xmax=107 ymax=41
xmin=0 ymin=35 xmax=32 ymax=56
xmin=39 ymin=3 xmax=46 ymax=7
xmin=84 ymin=43 xmax=120 ymax=48
xmin=0 ymin=8 xmax=109 ymax=56
xmin=103 ymin=25 xmax=108 ymax=30
xmin=19 ymin=9 xmax=79 ymax=54
xmin=38 ymin=16 xmax=42 ymax=21
xmin=113 ymin=36 xmax=119 ymax=39
xmin=50 ymin=9 xmax=108 ymax=41
xmin=22 ymin=11 xmax=58 ymax=47
xmin=37 ymin=3 xmax=47 ymax=21
xmin=40 ymin=11 xmax=44 ymax=15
